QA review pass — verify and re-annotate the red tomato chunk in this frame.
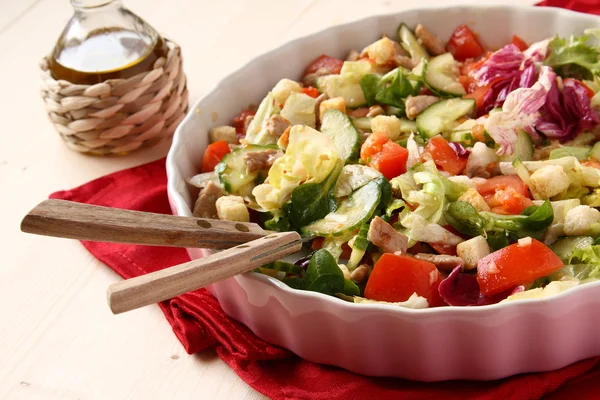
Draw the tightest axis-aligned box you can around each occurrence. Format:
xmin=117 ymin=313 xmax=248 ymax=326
xmin=365 ymin=254 xmax=445 ymax=307
xmin=304 ymin=55 xmax=344 ymax=76
xmin=477 ymin=239 xmax=564 ymax=296
xmin=446 ymin=25 xmax=485 ymax=62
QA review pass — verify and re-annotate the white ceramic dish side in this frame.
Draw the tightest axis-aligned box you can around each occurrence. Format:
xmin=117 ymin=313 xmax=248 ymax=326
xmin=166 ymin=4 xmax=600 ymax=381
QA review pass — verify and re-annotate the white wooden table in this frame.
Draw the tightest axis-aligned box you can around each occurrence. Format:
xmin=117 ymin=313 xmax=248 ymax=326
xmin=0 ymin=0 xmax=536 ymax=398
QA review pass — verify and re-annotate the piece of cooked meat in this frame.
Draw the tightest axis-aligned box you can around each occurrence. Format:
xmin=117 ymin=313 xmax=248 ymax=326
xmin=346 ymin=49 xmax=360 ymax=61
xmin=414 ymin=253 xmax=465 ymax=272
xmin=193 ymin=181 xmax=223 ymax=219
xmin=264 ymin=114 xmax=290 ymax=139
xmin=314 ymin=93 xmax=330 ymax=126
xmin=394 ymin=54 xmax=416 ymax=69
xmin=367 ymin=216 xmax=408 ymax=254
xmin=415 ymin=24 xmax=445 ymax=56
xmin=244 ymin=148 xmax=283 ymax=173
xmin=303 ymin=67 xmax=333 ymax=87
xmin=405 ymin=95 xmax=439 ymax=119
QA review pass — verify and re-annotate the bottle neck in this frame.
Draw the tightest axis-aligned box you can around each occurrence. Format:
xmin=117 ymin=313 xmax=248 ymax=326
xmin=70 ymin=0 xmax=122 ymax=11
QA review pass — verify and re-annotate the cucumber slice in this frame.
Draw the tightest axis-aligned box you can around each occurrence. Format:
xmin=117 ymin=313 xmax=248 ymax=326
xmin=424 ymin=53 xmax=466 ymax=97
xmin=500 ymin=129 xmax=534 ymax=162
xmin=416 ymin=98 xmax=475 ymax=138
xmin=447 ymin=130 xmax=475 ymax=146
xmin=397 ymin=24 xmax=428 ymax=63
xmin=320 ymin=110 xmax=361 ymax=162
xmin=215 ymin=145 xmax=277 ymax=196
xmin=398 ymin=118 xmax=417 ymax=134
xmin=350 ymin=117 xmax=372 ymax=131
xmin=352 ymin=222 xmax=370 ymax=251
xmin=316 ymin=75 xmax=367 ymax=108
xmin=347 ymin=222 xmax=370 ymax=271
xmin=549 ymin=146 xmax=591 ymax=161
xmin=302 ymin=179 xmax=382 ymax=237
xmin=511 ymin=158 xmax=531 ymax=184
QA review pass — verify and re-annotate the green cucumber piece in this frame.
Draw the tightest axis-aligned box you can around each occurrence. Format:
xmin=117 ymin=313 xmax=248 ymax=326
xmin=592 ymin=142 xmax=600 ymax=161
xmin=215 ymin=145 xmax=277 ymax=196
xmin=350 ymin=117 xmax=372 ymax=131
xmin=424 ymin=53 xmax=466 ymax=97
xmin=352 ymin=222 xmax=370 ymax=251
xmin=302 ymin=179 xmax=382 ymax=237
xmin=447 ymin=130 xmax=475 ymax=146
xmin=320 ymin=109 xmax=361 ymax=162
xmin=397 ymin=24 xmax=428 ymax=63
xmin=416 ymin=98 xmax=475 ymax=138
xmin=549 ymin=146 xmax=591 ymax=161
xmin=347 ymin=222 xmax=370 ymax=271
xmin=501 ymin=129 xmax=534 ymax=162
xmin=512 ymin=158 xmax=531 ymax=184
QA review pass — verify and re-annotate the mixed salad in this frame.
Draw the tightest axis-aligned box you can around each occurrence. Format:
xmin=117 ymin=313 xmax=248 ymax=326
xmin=189 ymin=23 xmax=600 ymax=308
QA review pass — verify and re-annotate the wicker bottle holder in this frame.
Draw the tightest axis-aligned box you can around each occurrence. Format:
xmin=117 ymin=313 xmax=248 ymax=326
xmin=39 ymin=38 xmax=189 ymax=156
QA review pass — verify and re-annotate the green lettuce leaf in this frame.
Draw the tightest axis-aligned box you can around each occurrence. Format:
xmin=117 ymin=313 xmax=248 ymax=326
xmin=544 ymin=34 xmax=600 ymax=80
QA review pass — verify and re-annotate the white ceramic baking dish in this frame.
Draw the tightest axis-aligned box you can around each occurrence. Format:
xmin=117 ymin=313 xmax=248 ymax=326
xmin=166 ymin=4 xmax=600 ymax=381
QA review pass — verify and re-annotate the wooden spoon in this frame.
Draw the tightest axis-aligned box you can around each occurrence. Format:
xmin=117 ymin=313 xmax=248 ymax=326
xmin=20 ymin=199 xmax=270 ymax=249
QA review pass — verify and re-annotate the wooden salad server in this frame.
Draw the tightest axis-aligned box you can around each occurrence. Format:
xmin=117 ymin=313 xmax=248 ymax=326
xmin=20 ymin=199 xmax=271 ymax=249
xmin=20 ymin=199 xmax=304 ymax=315
xmin=106 ymin=231 xmax=302 ymax=314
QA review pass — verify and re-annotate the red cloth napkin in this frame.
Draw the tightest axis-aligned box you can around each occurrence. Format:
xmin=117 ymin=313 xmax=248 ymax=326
xmin=50 ymin=3 xmax=600 ymax=398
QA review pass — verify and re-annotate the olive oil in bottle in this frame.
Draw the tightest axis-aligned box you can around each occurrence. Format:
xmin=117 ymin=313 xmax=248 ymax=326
xmin=49 ymin=0 xmax=166 ymax=85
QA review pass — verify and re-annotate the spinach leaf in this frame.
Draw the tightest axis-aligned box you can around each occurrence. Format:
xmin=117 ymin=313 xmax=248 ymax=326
xmin=446 ymin=200 xmax=554 ymax=240
xmin=519 ymin=201 xmax=554 ymax=231
xmin=359 ymin=68 xmax=422 ymax=110
xmin=375 ymin=68 xmax=418 ymax=109
xmin=483 ymin=200 xmax=554 ymax=238
xmin=343 ymin=279 xmax=360 ymax=296
xmin=445 ymin=201 xmax=487 ymax=237
xmin=288 ymin=160 xmax=343 ymax=227
xmin=304 ymin=249 xmax=345 ymax=295
xmin=286 ymin=249 xmax=361 ymax=296
xmin=359 ymin=74 xmax=381 ymax=106
xmin=486 ymin=231 xmax=510 ymax=251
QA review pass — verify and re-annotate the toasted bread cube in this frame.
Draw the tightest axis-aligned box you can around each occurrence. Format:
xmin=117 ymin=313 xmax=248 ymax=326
xmin=319 ymin=97 xmax=347 ymax=121
xmin=457 ymin=235 xmax=490 ymax=270
xmin=370 ymin=115 xmax=401 ymax=140
xmin=272 ymin=79 xmax=302 ymax=105
xmin=215 ymin=196 xmax=250 ymax=222
xmin=209 ymin=125 xmax=237 ymax=144
xmin=458 ymin=188 xmax=490 ymax=212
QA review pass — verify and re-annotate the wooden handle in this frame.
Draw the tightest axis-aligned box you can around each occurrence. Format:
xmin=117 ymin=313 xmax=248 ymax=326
xmin=20 ymin=199 xmax=267 ymax=249
xmin=107 ymin=231 xmax=302 ymax=314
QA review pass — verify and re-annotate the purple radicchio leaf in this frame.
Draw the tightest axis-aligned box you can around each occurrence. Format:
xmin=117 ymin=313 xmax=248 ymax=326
xmin=523 ymin=38 xmax=551 ymax=63
xmin=537 ymin=77 xmax=600 ymax=140
xmin=294 ymin=251 xmax=316 ymax=270
xmin=438 ymin=266 xmax=519 ymax=306
xmin=448 ymin=142 xmax=470 ymax=157
xmin=473 ymin=44 xmax=544 ymax=113
xmin=473 ymin=44 xmax=524 ymax=86
xmin=483 ymin=66 xmax=556 ymax=155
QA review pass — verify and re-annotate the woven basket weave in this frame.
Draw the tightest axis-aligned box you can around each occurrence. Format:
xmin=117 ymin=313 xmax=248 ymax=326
xmin=39 ymin=38 xmax=188 ymax=155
